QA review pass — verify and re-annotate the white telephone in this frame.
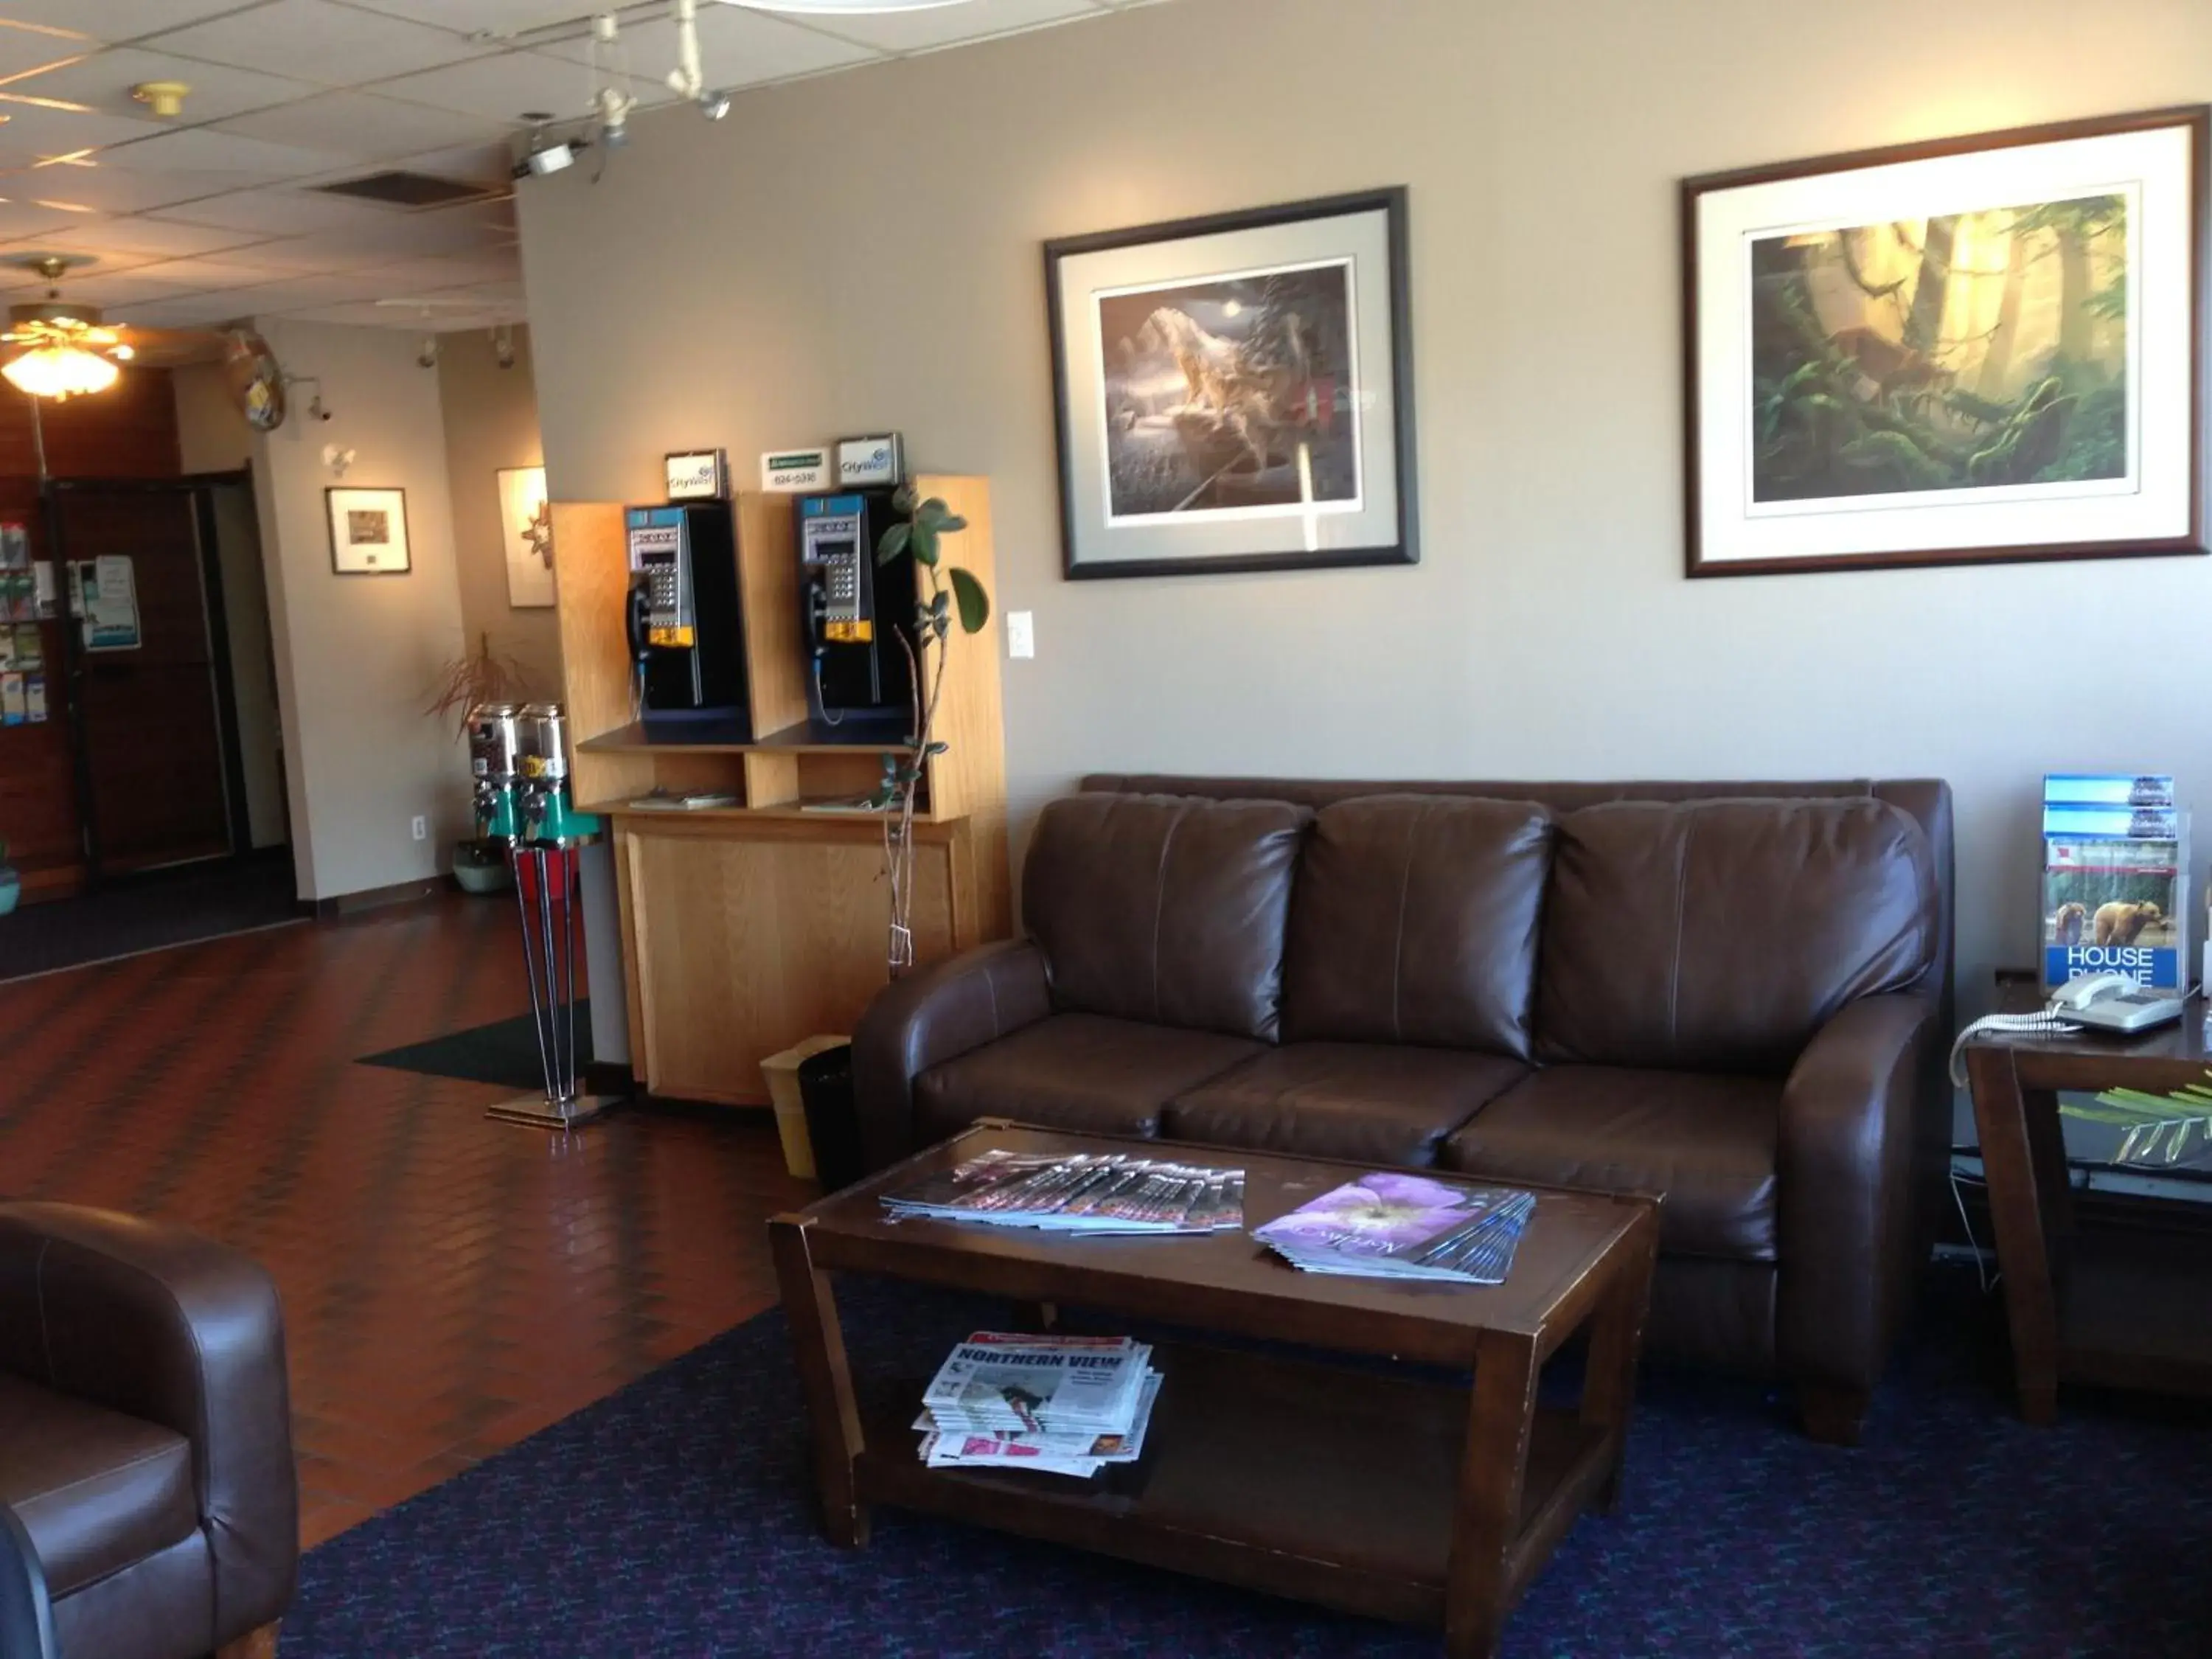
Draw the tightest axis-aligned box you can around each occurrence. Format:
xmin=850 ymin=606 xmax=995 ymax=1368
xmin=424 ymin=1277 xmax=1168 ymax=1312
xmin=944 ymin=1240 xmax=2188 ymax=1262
xmin=1948 ymin=973 xmax=2187 ymax=1086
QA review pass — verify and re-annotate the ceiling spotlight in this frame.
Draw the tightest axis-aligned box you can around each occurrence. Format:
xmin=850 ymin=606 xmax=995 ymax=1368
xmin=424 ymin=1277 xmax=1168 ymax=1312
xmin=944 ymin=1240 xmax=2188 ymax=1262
xmin=417 ymin=334 xmax=438 ymax=369
xmin=591 ymin=13 xmax=636 ymax=148
xmin=491 ymin=324 xmax=516 ymax=369
xmin=699 ymin=89 xmax=731 ymax=120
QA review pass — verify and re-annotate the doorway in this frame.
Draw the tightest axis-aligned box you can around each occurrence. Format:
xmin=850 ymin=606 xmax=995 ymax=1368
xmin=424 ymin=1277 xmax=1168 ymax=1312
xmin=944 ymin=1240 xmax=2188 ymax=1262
xmin=46 ymin=473 xmax=288 ymax=881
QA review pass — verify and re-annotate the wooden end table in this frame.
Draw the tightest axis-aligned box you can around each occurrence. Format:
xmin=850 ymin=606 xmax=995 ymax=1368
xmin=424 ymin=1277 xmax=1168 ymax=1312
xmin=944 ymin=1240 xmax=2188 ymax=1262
xmin=769 ymin=1121 xmax=1660 ymax=1659
xmin=1962 ymin=975 xmax=2212 ymax=1424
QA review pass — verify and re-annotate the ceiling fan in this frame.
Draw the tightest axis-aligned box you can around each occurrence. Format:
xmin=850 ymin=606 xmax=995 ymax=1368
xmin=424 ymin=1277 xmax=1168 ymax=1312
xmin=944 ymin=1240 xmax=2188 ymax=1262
xmin=1 ymin=254 xmax=288 ymax=429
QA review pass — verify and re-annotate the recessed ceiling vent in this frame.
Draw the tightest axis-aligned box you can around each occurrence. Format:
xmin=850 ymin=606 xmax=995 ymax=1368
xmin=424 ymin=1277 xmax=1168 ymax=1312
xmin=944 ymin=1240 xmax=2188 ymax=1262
xmin=311 ymin=170 xmax=492 ymax=209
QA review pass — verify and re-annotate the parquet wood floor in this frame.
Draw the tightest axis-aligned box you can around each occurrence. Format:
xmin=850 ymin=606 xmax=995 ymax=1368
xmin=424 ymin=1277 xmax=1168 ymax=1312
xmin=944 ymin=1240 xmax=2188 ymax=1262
xmin=0 ymin=893 xmax=813 ymax=1548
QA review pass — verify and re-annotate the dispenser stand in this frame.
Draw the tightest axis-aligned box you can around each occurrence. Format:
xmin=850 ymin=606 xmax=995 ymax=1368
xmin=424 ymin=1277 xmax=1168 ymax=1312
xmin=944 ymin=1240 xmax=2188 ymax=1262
xmin=487 ymin=844 xmax=621 ymax=1130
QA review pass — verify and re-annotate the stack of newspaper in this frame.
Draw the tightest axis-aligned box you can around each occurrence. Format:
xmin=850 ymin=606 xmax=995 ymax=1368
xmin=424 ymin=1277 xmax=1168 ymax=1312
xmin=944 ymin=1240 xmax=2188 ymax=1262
xmin=915 ymin=1332 xmax=1162 ymax=1478
xmin=1251 ymin=1171 xmax=1537 ymax=1284
xmin=882 ymin=1150 xmax=1244 ymax=1236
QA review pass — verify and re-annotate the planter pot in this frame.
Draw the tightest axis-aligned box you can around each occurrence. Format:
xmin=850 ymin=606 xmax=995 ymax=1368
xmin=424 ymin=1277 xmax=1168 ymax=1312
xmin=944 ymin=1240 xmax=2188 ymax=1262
xmin=452 ymin=844 xmax=513 ymax=896
xmin=796 ymin=1043 xmax=867 ymax=1194
xmin=0 ymin=869 xmax=17 ymax=917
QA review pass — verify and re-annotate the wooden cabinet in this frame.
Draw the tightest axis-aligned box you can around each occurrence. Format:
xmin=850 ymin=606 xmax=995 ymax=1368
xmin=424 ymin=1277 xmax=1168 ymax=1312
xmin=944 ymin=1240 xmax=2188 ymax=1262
xmin=554 ymin=479 xmax=1010 ymax=1108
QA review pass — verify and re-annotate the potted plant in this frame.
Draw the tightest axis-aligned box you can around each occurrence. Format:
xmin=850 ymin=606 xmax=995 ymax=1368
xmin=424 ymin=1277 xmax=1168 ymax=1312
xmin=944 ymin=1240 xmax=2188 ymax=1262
xmin=0 ymin=839 xmax=18 ymax=917
xmin=796 ymin=487 xmax=991 ymax=1191
xmin=425 ymin=632 xmax=534 ymax=894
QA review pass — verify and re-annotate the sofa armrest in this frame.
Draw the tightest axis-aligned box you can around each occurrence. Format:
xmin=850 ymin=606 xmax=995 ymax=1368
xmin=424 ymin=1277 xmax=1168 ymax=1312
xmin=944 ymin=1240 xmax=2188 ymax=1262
xmin=0 ymin=1503 xmax=56 ymax=1659
xmin=852 ymin=939 xmax=1053 ymax=1170
xmin=1776 ymin=994 xmax=1938 ymax=1395
xmin=0 ymin=1202 xmax=298 ymax=1638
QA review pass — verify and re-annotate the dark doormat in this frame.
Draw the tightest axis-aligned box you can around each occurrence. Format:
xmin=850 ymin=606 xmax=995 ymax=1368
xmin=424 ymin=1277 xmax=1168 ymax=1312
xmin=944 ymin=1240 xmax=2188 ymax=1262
xmin=358 ymin=1001 xmax=594 ymax=1092
xmin=0 ymin=853 xmax=303 ymax=982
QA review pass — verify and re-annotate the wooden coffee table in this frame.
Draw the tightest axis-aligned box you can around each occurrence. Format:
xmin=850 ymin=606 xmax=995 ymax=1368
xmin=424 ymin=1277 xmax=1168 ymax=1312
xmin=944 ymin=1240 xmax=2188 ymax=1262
xmin=769 ymin=1121 xmax=1660 ymax=1659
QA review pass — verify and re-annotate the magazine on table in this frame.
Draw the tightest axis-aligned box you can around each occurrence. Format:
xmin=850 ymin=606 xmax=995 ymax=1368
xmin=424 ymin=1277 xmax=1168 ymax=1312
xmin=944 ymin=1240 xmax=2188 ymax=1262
xmin=883 ymin=1150 xmax=1245 ymax=1235
xmin=920 ymin=1332 xmax=1155 ymax=1435
xmin=1251 ymin=1171 xmax=1537 ymax=1284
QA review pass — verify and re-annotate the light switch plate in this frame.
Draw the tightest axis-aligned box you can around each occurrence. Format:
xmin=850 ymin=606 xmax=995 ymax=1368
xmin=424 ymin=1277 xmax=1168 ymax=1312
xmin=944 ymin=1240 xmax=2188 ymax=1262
xmin=1006 ymin=611 xmax=1034 ymax=659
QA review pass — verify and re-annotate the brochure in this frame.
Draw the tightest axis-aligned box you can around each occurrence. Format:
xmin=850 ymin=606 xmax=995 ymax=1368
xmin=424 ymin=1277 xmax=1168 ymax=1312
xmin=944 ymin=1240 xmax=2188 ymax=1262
xmin=1251 ymin=1170 xmax=1537 ymax=1284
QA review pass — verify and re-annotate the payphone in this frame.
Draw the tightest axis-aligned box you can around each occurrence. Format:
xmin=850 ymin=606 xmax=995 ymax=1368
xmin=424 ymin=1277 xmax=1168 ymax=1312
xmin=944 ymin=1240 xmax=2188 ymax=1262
xmin=625 ymin=501 xmax=748 ymax=728
xmin=799 ymin=488 xmax=917 ymax=723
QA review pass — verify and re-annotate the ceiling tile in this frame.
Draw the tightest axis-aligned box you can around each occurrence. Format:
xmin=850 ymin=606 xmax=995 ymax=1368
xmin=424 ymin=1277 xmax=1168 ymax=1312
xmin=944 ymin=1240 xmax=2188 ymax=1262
xmin=146 ymin=183 xmax=391 ymax=234
xmin=268 ymin=204 xmax=504 ymax=262
xmin=3 ymin=163 xmax=279 ymax=212
xmin=0 ymin=198 xmax=116 ymax=240
xmin=108 ymin=290 xmax=260 ymax=326
xmin=97 ymin=125 xmax=334 ymax=175
xmin=369 ymin=49 xmax=636 ymax=125
xmin=143 ymin=1 xmax=495 ymax=85
xmin=381 ymin=139 xmax=515 ymax=187
xmin=0 ymin=244 xmax=161 ymax=286
xmin=212 ymin=90 xmax=503 ymax=163
xmin=0 ymin=26 xmax=86 ymax=78
xmin=535 ymin=7 xmax=878 ymax=87
xmin=789 ymin=0 xmax=1099 ymax=53
xmin=335 ymin=1 xmax=594 ymax=38
xmin=0 ymin=46 xmax=319 ymax=125
xmin=116 ymin=252 xmax=291 ymax=289
xmin=0 ymin=3 xmax=249 ymax=44
xmin=0 ymin=98 xmax=165 ymax=163
xmin=7 ymin=212 xmax=262 ymax=258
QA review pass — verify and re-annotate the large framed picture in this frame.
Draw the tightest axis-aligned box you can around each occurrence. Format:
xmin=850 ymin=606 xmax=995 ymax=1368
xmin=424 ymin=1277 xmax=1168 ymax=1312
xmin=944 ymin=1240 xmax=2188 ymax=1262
xmin=325 ymin=487 xmax=411 ymax=576
xmin=1046 ymin=188 xmax=1417 ymax=579
xmin=1684 ymin=105 xmax=2208 ymax=577
xmin=498 ymin=465 xmax=554 ymax=608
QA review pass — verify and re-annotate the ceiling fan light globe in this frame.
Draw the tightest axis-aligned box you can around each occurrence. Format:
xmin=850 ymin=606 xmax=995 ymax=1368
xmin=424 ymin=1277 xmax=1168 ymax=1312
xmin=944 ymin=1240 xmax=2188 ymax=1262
xmin=4 ymin=342 xmax=119 ymax=400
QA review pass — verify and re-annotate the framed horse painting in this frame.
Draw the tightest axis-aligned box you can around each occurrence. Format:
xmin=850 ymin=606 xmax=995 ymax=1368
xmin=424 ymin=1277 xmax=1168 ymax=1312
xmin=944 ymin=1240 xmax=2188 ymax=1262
xmin=1045 ymin=189 xmax=1419 ymax=579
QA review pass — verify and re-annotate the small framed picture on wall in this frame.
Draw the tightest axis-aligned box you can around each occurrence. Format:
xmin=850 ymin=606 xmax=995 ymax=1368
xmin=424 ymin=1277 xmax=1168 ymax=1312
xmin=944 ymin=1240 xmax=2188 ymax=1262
xmin=326 ymin=487 xmax=411 ymax=575
xmin=1683 ymin=105 xmax=2209 ymax=577
xmin=1045 ymin=187 xmax=1419 ymax=579
xmin=497 ymin=466 xmax=554 ymax=608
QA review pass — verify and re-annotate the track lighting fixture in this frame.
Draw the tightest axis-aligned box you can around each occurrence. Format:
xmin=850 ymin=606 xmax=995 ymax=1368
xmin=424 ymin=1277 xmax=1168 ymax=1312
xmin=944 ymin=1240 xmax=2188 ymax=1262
xmin=492 ymin=324 xmax=517 ymax=369
xmin=591 ymin=14 xmax=636 ymax=147
xmin=417 ymin=335 xmax=439 ymax=369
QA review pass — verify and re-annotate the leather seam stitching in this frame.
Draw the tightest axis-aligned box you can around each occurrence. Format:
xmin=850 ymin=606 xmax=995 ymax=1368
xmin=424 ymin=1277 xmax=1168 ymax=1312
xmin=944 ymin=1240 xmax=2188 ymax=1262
xmin=32 ymin=1235 xmax=54 ymax=1385
xmin=1149 ymin=806 xmax=1184 ymax=1025
xmin=1391 ymin=807 xmax=1423 ymax=1042
xmin=10 ymin=1446 xmax=186 ymax=1505
xmin=1669 ymin=815 xmax=1691 ymax=1055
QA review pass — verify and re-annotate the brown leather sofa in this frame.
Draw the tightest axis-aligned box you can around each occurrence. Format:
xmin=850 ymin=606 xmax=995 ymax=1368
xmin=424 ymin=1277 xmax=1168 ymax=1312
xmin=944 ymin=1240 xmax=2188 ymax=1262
xmin=855 ymin=776 xmax=1953 ymax=1444
xmin=0 ymin=1202 xmax=298 ymax=1659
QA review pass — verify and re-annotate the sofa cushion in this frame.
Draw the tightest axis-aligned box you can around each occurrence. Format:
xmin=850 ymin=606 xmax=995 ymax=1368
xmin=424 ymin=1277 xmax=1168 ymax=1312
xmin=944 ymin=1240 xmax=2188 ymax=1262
xmin=1165 ymin=1042 xmax=1526 ymax=1166
xmin=1281 ymin=796 xmax=1553 ymax=1060
xmin=1439 ymin=1066 xmax=1780 ymax=1261
xmin=913 ymin=1012 xmax=1263 ymax=1144
xmin=1023 ymin=793 xmax=1310 ymax=1041
xmin=1535 ymin=798 xmax=1935 ymax=1074
xmin=0 ymin=1370 xmax=197 ymax=1600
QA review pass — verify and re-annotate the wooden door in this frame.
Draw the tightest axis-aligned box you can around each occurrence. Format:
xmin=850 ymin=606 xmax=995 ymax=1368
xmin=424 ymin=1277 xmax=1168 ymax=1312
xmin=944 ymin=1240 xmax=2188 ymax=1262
xmin=55 ymin=488 xmax=232 ymax=874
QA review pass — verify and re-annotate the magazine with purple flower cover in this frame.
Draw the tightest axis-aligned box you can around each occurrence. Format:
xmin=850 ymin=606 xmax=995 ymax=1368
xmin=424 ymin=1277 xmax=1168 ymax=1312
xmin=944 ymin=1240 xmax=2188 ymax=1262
xmin=1251 ymin=1171 xmax=1536 ymax=1283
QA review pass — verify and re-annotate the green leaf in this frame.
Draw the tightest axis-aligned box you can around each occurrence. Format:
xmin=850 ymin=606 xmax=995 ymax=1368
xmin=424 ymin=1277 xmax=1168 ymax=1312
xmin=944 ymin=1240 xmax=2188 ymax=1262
xmin=917 ymin=497 xmax=951 ymax=529
xmin=930 ymin=591 xmax=950 ymax=616
xmin=877 ymin=521 xmax=911 ymax=563
xmin=939 ymin=515 xmax=967 ymax=535
xmin=891 ymin=483 xmax=919 ymax=516
xmin=911 ymin=521 xmax=939 ymax=567
xmin=948 ymin=566 xmax=990 ymax=633
xmin=925 ymin=741 xmax=950 ymax=757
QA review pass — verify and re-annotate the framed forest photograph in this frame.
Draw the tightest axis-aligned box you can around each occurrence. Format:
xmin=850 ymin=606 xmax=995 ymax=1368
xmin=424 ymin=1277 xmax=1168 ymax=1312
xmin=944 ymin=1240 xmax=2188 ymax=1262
xmin=1046 ymin=188 xmax=1417 ymax=579
xmin=1684 ymin=105 xmax=2208 ymax=576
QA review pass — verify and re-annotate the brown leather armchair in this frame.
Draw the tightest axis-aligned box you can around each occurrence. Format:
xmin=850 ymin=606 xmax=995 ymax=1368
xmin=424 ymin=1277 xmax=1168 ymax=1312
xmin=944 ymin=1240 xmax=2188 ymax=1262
xmin=0 ymin=1203 xmax=298 ymax=1659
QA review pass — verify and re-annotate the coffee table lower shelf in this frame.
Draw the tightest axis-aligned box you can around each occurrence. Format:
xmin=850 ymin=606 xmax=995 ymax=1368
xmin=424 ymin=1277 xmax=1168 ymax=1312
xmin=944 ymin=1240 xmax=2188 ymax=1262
xmin=855 ymin=1340 xmax=1615 ymax=1631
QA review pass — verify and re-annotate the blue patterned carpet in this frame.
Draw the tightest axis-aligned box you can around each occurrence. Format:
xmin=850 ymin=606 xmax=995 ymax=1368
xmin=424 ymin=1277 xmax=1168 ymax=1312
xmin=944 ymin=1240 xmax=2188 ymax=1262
xmin=285 ymin=1273 xmax=2211 ymax=1658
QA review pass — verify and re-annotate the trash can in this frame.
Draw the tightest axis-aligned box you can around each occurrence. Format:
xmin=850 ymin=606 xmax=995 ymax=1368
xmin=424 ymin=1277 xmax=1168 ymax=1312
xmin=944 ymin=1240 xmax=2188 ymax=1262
xmin=796 ymin=1042 xmax=867 ymax=1194
xmin=759 ymin=1035 xmax=847 ymax=1180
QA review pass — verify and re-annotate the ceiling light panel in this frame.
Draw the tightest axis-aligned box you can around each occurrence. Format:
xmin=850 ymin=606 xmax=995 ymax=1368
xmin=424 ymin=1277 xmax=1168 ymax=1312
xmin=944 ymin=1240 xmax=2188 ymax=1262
xmin=139 ymin=0 xmax=498 ymax=85
xmin=0 ymin=48 xmax=320 ymax=125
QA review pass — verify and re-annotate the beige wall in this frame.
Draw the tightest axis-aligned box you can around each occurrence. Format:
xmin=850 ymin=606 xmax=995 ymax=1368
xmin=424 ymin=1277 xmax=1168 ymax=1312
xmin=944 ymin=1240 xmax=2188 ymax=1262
xmin=437 ymin=324 xmax=560 ymax=700
xmin=248 ymin=319 xmax=470 ymax=900
xmin=515 ymin=0 xmax=2212 ymax=1015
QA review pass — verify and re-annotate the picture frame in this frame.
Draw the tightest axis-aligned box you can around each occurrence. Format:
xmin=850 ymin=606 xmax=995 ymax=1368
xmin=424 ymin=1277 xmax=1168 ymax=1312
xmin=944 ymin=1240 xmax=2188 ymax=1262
xmin=497 ymin=466 xmax=554 ymax=608
xmin=325 ymin=487 xmax=411 ymax=576
xmin=1683 ymin=105 xmax=2208 ymax=577
xmin=1045 ymin=187 xmax=1418 ymax=580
